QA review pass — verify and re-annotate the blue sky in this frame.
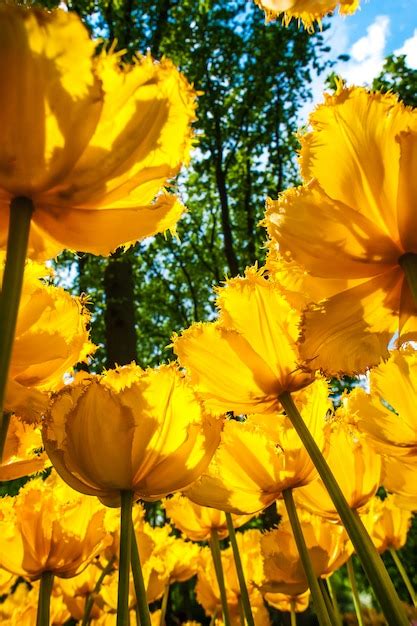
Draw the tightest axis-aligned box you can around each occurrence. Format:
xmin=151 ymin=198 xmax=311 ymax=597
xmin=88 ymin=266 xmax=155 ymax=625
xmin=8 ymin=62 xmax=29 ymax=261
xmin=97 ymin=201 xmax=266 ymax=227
xmin=298 ymin=0 xmax=417 ymax=119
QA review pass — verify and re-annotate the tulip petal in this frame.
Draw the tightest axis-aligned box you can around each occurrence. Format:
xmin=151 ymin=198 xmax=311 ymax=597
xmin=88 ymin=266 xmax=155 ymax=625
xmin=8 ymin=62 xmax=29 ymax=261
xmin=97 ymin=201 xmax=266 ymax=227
xmin=300 ymin=269 xmax=403 ymax=375
xmin=300 ymin=87 xmax=417 ymax=240
xmin=266 ymin=182 xmax=400 ymax=280
xmin=397 ymin=130 xmax=417 ymax=251
xmin=33 ymin=194 xmax=185 ymax=255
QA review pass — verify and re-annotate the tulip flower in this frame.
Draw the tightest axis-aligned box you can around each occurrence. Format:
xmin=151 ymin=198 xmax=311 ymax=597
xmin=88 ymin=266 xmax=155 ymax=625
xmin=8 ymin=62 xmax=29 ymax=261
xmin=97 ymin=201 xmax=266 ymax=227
xmin=264 ymin=589 xmax=310 ymax=613
xmin=0 ymin=582 xmax=70 ymax=626
xmin=2 ymin=257 xmax=93 ymax=423
xmin=261 ymin=509 xmax=352 ymax=595
xmin=184 ymin=380 xmax=330 ymax=515
xmin=0 ymin=414 xmax=48 ymax=481
xmin=362 ymin=495 xmax=411 ymax=554
xmin=265 ymin=86 xmax=417 ymax=376
xmin=164 ymin=494 xmax=253 ymax=542
xmin=254 ymin=0 xmax=359 ymax=29
xmin=295 ymin=407 xmax=382 ymax=520
xmin=173 ymin=266 xmax=314 ymax=416
xmin=43 ymin=363 xmax=221 ymax=506
xmin=0 ymin=4 xmax=196 ymax=259
xmin=0 ymin=473 xmax=111 ymax=625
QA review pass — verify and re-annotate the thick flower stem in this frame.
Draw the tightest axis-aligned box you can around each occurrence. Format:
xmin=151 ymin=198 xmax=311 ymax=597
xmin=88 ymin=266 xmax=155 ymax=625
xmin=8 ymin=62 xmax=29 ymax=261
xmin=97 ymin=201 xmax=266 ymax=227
xmin=159 ymin=583 xmax=170 ymax=626
xmin=131 ymin=526 xmax=152 ymax=626
xmin=36 ymin=571 xmax=54 ymax=626
xmin=347 ymin=558 xmax=365 ymax=626
xmin=325 ymin=577 xmax=343 ymax=626
xmin=82 ymin=557 xmax=117 ymax=626
xmin=283 ymin=489 xmax=332 ymax=626
xmin=390 ymin=548 xmax=417 ymax=607
xmin=279 ymin=391 xmax=409 ymax=626
xmin=290 ymin=604 xmax=297 ymax=626
xmin=117 ymin=490 xmax=134 ymax=626
xmin=400 ymin=252 xmax=417 ymax=309
xmin=0 ymin=196 xmax=33 ymax=461
xmin=225 ymin=512 xmax=254 ymax=626
xmin=210 ymin=528 xmax=232 ymax=626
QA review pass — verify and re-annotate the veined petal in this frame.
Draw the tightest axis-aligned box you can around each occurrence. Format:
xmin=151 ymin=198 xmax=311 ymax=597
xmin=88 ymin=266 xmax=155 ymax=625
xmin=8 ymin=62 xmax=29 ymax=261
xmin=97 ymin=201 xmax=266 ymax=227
xmin=33 ymin=194 xmax=185 ymax=255
xmin=300 ymin=269 xmax=403 ymax=376
xmin=173 ymin=322 xmax=281 ymax=416
xmin=265 ymin=182 xmax=400 ymax=280
xmin=299 ymin=86 xmax=417 ymax=240
xmin=216 ymin=269 xmax=314 ymax=393
xmin=382 ymin=454 xmax=417 ymax=511
xmin=0 ymin=5 xmax=102 ymax=196
xmin=46 ymin=53 xmax=197 ymax=209
xmin=397 ymin=130 xmax=417 ymax=252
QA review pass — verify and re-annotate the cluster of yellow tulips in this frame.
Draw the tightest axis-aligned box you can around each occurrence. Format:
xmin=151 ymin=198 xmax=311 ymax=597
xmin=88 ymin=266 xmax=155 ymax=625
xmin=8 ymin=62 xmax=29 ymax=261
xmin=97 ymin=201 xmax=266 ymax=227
xmin=0 ymin=0 xmax=416 ymax=625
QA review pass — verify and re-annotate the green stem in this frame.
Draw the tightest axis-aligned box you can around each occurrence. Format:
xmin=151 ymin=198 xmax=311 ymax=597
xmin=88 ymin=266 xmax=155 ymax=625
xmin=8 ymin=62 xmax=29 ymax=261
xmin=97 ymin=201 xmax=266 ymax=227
xmin=82 ymin=557 xmax=116 ymax=626
xmin=390 ymin=548 xmax=417 ymax=607
xmin=131 ymin=527 xmax=152 ymax=626
xmin=0 ymin=196 xmax=33 ymax=461
xmin=347 ymin=559 xmax=365 ymax=626
xmin=282 ymin=489 xmax=332 ymax=626
xmin=159 ymin=583 xmax=170 ymax=626
xmin=117 ymin=491 xmax=133 ymax=626
xmin=400 ymin=252 xmax=417 ymax=308
xmin=237 ymin=595 xmax=246 ymax=626
xmin=36 ymin=571 xmax=54 ymax=626
xmin=279 ymin=391 xmax=409 ymax=626
xmin=210 ymin=528 xmax=232 ymax=626
xmin=290 ymin=603 xmax=297 ymax=626
xmin=325 ymin=577 xmax=343 ymax=626
xmin=317 ymin=578 xmax=337 ymax=624
xmin=225 ymin=512 xmax=254 ymax=626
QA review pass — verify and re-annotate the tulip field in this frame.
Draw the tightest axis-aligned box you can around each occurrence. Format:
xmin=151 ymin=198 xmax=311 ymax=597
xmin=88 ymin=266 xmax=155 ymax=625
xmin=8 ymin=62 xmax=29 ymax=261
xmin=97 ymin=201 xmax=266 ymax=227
xmin=0 ymin=0 xmax=417 ymax=625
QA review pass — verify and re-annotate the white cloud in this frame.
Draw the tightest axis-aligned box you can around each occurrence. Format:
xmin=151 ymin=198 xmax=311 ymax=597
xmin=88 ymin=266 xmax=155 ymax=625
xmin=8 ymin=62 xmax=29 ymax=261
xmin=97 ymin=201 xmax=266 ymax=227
xmin=342 ymin=15 xmax=390 ymax=85
xmin=395 ymin=28 xmax=417 ymax=69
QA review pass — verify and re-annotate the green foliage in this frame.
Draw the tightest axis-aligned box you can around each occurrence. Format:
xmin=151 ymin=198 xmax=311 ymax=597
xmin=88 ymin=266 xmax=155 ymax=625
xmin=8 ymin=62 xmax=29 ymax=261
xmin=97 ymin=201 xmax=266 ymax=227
xmin=373 ymin=54 xmax=417 ymax=107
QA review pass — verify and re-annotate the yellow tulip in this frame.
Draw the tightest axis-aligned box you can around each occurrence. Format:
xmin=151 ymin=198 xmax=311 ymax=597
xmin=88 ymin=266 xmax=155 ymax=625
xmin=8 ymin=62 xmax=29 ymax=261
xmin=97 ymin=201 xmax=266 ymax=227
xmin=254 ymin=0 xmax=359 ymax=29
xmin=265 ymin=86 xmax=417 ymax=375
xmin=44 ymin=363 xmax=221 ymax=507
xmin=261 ymin=508 xmax=352 ymax=595
xmin=351 ymin=348 xmax=417 ymax=457
xmin=361 ymin=495 xmax=412 ymax=553
xmin=0 ymin=472 xmax=111 ymax=580
xmin=185 ymin=380 xmax=330 ymax=514
xmin=381 ymin=454 xmax=417 ymax=511
xmin=295 ymin=405 xmax=382 ymax=519
xmin=173 ymin=267 xmax=314 ymax=417
xmin=0 ymin=582 xmax=70 ymax=625
xmin=164 ymin=493 xmax=253 ymax=541
xmin=3 ymin=257 xmax=94 ymax=421
xmin=0 ymin=414 xmax=48 ymax=480
xmin=0 ymin=4 xmax=197 ymax=258
xmin=58 ymin=561 xmax=111 ymax=621
xmin=264 ymin=589 xmax=310 ymax=613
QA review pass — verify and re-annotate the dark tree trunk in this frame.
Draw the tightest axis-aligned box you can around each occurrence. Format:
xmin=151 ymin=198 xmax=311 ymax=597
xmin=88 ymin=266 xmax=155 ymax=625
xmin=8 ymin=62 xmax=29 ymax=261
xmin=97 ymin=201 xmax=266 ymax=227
xmin=104 ymin=254 xmax=138 ymax=367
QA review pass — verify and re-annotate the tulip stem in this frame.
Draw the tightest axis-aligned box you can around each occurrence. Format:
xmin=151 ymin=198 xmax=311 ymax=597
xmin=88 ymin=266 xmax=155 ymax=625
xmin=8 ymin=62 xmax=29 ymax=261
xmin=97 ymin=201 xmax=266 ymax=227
xmin=325 ymin=577 xmax=343 ymax=626
xmin=82 ymin=557 xmax=117 ymax=626
xmin=282 ymin=489 xmax=332 ymax=626
xmin=226 ymin=512 xmax=254 ymax=626
xmin=0 ymin=196 xmax=33 ymax=461
xmin=238 ymin=595 xmax=246 ymax=626
xmin=279 ymin=391 xmax=409 ymax=626
xmin=117 ymin=491 xmax=134 ymax=626
xmin=159 ymin=583 xmax=170 ymax=626
xmin=210 ymin=528 xmax=232 ymax=626
xmin=290 ymin=604 xmax=297 ymax=626
xmin=400 ymin=252 xmax=417 ymax=309
xmin=347 ymin=558 xmax=365 ymax=626
xmin=390 ymin=548 xmax=417 ymax=607
xmin=36 ymin=571 xmax=54 ymax=626
xmin=131 ymin=526 xmax=152 ymax=626
xmin=317 ymin=578 xmax=337 ymax=624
